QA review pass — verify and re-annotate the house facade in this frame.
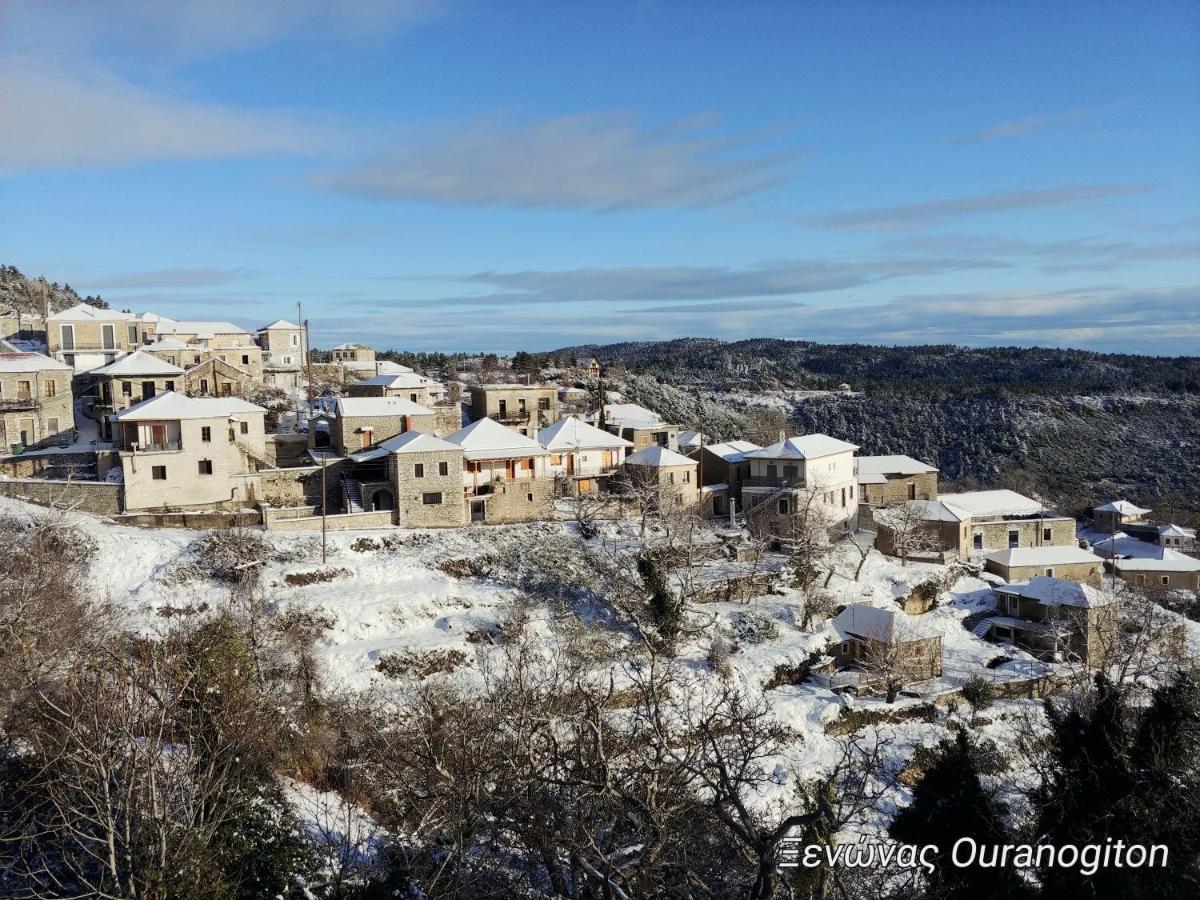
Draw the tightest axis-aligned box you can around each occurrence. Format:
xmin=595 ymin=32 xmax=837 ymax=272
xmin=1093 ymin=499 xmax=1152 ymax=533
xmin=256 ymin=319 xmax=305 ymax=389
xmin=589 ymin=403 xmax=680 ymax=452
xmin=826 ymin=604 xmax=943 ymax=692
xmin=0 ymin=351 xmax=74 ymax=450
xmin=46 ymin=304 xmax=143 ymax=372
xmin=347 ymin=372 xmax=444 ymax=405
xmin=111 ymin=393 xmax=270 ymax=511
xmin=690 ymin=440 xmax=760 ymax=492
xmin=984 ymin=576 xmax=1118 ymax=667
xmin=447 ymin=417 xmax=554 ymax=524
xmin=330 ymin=343 xmax=376 ymax=364
xmin=740 ymin=434 xmax=860 ymax=535
xmin=309 ymin=396 xmax=441 ymax=457
xmin=855 ymin=455 xmax=939 ymax=508
xmin=984 ymin=546 xmax=1104 ymax=586
xmin=86 ymin=350 xmax=186 ymax=440
xmin=622 ymin=445 xmax=700 ymax=510
xmin=538 ymin=415 xmax=632 ymax=494
xmin=469 ymin=384 xmax=559 ymax=436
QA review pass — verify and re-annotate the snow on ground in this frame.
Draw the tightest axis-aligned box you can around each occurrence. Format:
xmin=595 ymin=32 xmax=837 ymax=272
xmin=6 ymin=494 xmax=1197 ymax=847
xmin=281 ymin=777 xmax=385 ymax=884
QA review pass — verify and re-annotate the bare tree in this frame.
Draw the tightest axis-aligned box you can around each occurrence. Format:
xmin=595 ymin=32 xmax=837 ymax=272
xmin=743 ymin=406 xmax=791 ymax=447
xmin=874 ymin=501 xmax=941 ymax=566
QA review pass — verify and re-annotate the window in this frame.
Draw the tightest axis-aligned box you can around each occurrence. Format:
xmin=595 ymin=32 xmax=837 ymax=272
xmin=778 ymin=498 xmax=790 ymax=514
xmin=194 ymin=355 xmax=202 ymax=365
xmin=527 ymin=492 xmax=534 ymax=502
xmin=438 ymin=461 xmax=448 ymax=476
xmin=63 ymin=354 xmax=74 ymax=368
xmin=201 ymin=426 xmax=211 ymax=442
xmin=538 ymin=398 xmax=550 ymax=411
xmin=165 ymin=380 xmax=174 ymax=392
xmin=239 ymin=421 xmax=248 ymax=435
xmin=907 ymin=482 xmax=916 ymax=500
xmin=198 ymin=460 xmax=213 ymax=475
xmin=44 ymin=380 xmax=56 ymax=397
xmin=291 ymin=333 xmax=300 ymax=346
xmin=1007 ymin=529 xmax=1019 ymax=548
xmin=972 ymin=533 xmax=983 ymax=551
xmin=1161 ymin=576 xmax=1170 ymax=586
xmin=1044 ymin=568 xmax=1054 ymax=577
xmin=60 ymin=324 xmax=75 ymax=351
xmin=551 ymin=454 xmax=562 ymax=465
xmin=1043 ymin=527 xmax=1053 ymax=542
xmin=683 ymin=471 xmax=691 ymax=483
xmin=1136 ymin=574 xmax=1146 ymax=586
xmin=414 ymin=463 xmax=425 ymax=478
xmin=47 ymin=417 xmax=59 ymax=434
xmin=200 ymin=379 xmax=209 ymax=393
xmin=152 ymin=465 xmax=167 ymax=480
xmin=849 ymin=485 xmax=854 ymax=500
xmin=128 ymin=325 xmax=138 ymax=344
xmin=422 ymin=492 xmax=442 ymax=505
xmin=241 ymin=355 xmax=250 ymax=365
xmin=122 ymin=381 xmax=132 ymax=397
xmin=102 ymin=324 xmax=115 ymax=350
xmin=410 ymin=393 xmax=418 ymax=402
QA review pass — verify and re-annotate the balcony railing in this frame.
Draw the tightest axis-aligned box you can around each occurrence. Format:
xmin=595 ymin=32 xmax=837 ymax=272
xmin=741 ymin=475 xmax=806 ymax=490
xmin=0 ymin=396 xmax=37 ymax=411
xmin=135 ymin=441 xmax=182 ymax=452
xmin=492 ymin=410 xmax=531 ymax=424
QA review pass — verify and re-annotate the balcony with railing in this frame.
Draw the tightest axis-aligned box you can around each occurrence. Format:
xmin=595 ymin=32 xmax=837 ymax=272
xmin=741 ymin=475 xmax=806 ymax=490
xmin=0 ymin=395 xmax=37 ymax=411
xmin=491 ymin=408 xmax=531 ymax=425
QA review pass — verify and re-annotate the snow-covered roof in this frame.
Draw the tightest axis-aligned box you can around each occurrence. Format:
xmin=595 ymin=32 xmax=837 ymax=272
xmin=446 ymin=417 xmax=549 ymax=460
xmin=937 ymin=489 xmax=1047 ymax=518
xmin=154 ymin=320 xmax=251 ymax=339
xmin=0 ymin=351 xmax=71 ymax=372
xmin=91 ymin=349 xmax=184 ymax=376
xmin=343 ymin=360 xmax=412 ymax=374
xmin=355 ymin=372 xmax=433 ymax=389
xmin=1094 ymin=500 xmax=1152 ymax=515
xmin=259 ymin=319 xmax=301 ymax=331
xmin=147 ymin=336 xmax=189 ymax=351
xmin=855 ymin=454 xmax=938 ymax=483
xmin=379 ymin=430 xmax=462 ymax=455
xmin=335 ymin=397 xmax=432 ymax=418
xmin=832 ymin=604 xmax=937 ymax=642
xmin=883 ymin=499 xmax=969 ymax=524
xmin=1114 ymin=550 xmax=1200 ymax=573
xmin=538 ymin=416 xmax=633 ymax=451
xmin=996 ymin=575 xmax=1114 ymax=608
xmin=985 ymin=546 xmax=1103 ymax=568
xmin=703 ymin=440 xmax=762 ymax=461
xmin=743 ymin=434 xmax=859 ymax=461
xmin=588 ymin=403 xmax=670 ymax=429
xmin=624 ymin=445 xmax=696 ymax=467
xmin=111 ymin=391 xmax=264 ymax=422
xmin=47 ymin=303 xmax=134 ymax=322
xmin=332 ymin=342 xmax=372 ymax=351
xmin=677 ymin=430 xmax=704 ymax=449
xmin=1158 ymin=524 xmax=1196 ymax=539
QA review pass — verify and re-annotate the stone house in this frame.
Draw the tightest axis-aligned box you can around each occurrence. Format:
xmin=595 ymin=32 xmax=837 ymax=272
xmin=347 ymin=372 xmax=445 ymax=405
xmin=86 ymin=350 xmax=186 ymax=440
xmin=182 ymin=356 xmax=258 ymax=399
xmin=337 ymin=430 xmax=467 ymax=524
xmin=110 ymin=392 xmax=270 ymax=512
xmin=983 ymin=576 xmax=1119 ymax=667
xmin=588 ymin=403 xmax=680 ymax=452
xmin=690 ymin=440 xmax=760 ymax=491
xmin=622 ymin=445 xmax=700 ymax=510
xmin=46 ymin=304 xmax=143 ymax=372
xmin=469 ymin=383 xmax=559 ymax=436
xmin=740 ymin=434 xmax=860 ymax=536
xmin=984 ymin=546 xmax=1104 ymax=586
xmin=446 ymin=417 xmax=554 ymax=524
xmin=584 ymin=358 xmax=601 ymax=378
xmin=330 ymin=343 xmax=376 ymax=364
xmin=880 ymin=490 xmax=1077 ymax=560
xmin=1092 ymin=533 xmax=1200 ymax=591
xmin=855 ymin=455 xmax=938 ymax=521
xmin=537 ymin=415 xmax=632 ymax=494
xmin=255 ymin=319 xmax=305 ymax=389
xmin=1093 ymin=499 xmax=1152 ymax=533
xmin=0 ymin=350 xmax=74 ymax=450
xmin=309 ymin=397 xmax=440 ymax=457
xmin=147 ymin=320 xmax=264 ymax=382
xmin=826 ymin=604 xmax=943 ymax=692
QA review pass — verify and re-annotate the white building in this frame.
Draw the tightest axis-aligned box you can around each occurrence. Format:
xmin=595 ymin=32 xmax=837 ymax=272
xmin=538 ymin=415 xmax=632 ymax=492
xmin=739 ymin=434 xmax=859 ymax=530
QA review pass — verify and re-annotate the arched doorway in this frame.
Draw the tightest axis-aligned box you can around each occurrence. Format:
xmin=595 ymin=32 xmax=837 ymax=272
xmin=370 ymin=489 xmax=394 ymax=511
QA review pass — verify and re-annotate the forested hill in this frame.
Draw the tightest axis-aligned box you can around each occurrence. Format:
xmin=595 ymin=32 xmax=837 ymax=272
xmin=0 ymin=265 xmax=110 ymax=316
xmin=556 ymin=337 xmax=1200 ymax=396
xmin=553 ymin=338 xmax=1200 ymax=524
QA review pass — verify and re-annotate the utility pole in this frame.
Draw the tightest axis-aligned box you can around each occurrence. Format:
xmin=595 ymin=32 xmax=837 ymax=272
xmin=321 ymin=456 xmax=328 ymax=564
xmin=303 ymin=316 xmax=315 ymax=420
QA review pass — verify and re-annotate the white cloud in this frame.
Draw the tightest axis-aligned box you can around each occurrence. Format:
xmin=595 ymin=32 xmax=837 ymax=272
xmin=0 ymin=63 xmax=338 ymax=171
xmin=320 ymin=113 xmax=792 ymax=210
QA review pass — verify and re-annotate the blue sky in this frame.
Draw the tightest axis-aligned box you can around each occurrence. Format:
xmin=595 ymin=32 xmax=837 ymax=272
xmin=2 ymin=0 xmax=1197 ymax=354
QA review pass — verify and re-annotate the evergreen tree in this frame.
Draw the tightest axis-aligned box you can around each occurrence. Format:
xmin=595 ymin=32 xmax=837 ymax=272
xmin=890 ymin=730 xmax=1031 ymax=900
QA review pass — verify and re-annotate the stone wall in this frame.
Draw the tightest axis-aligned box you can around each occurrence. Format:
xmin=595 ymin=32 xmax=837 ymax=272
xmin=390 ymin=448 xmax=466 ymax=527
xmin=0 ymin=451 xmax=97 ymax=479
xmin=433 ymin=403 xmax=464 ymax=437
xmin=114 ymin=509 xmax=261 ymax=528
xmin=265 ymin=433 xmax=310 ymax=468
xmin=971 ymin=517 xmax=1076 ymax=552
xmin=860 ymin=471 xmax=938 ymax=507
xmin=987 ymin=559 xmax=1102 ymax=586
xmin=333 ymin=412 xmax=436 ymax=454
xmin=479 ymin=477 xmax=556 ymax=524
xmin=262 ymin=506 xmax=393 ymax=532
xmin=0 ymin=478 xmax=122 ymax=515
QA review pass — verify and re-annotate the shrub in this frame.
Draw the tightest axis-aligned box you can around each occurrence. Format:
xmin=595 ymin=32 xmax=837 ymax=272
xmin=438 ymin=555 xmax=498 ymax=579
xmin=707 ymin=634 xmax=733 ymax=679
xmin=961 ymin=675 xmax=998 ymax=712
xmin=730 ymin=610 xmax=780 ymax=644
xmin=375 ymin=648 xmax=469 ymax=679
xmin=284 ymin=567 xmax=351 ymax=587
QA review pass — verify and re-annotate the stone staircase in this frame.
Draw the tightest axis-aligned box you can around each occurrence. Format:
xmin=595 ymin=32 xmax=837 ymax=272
xmin=342 ymin=477 xmax=365 ymax=513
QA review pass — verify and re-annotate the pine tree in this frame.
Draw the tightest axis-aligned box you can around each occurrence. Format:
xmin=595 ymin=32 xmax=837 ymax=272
xmin=890 ymin=730 xmax=1031 ymax=900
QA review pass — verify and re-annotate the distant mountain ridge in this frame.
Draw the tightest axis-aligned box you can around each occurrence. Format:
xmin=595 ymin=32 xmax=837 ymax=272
xmin=553 ymin=337 xmax=1200 ymax=524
